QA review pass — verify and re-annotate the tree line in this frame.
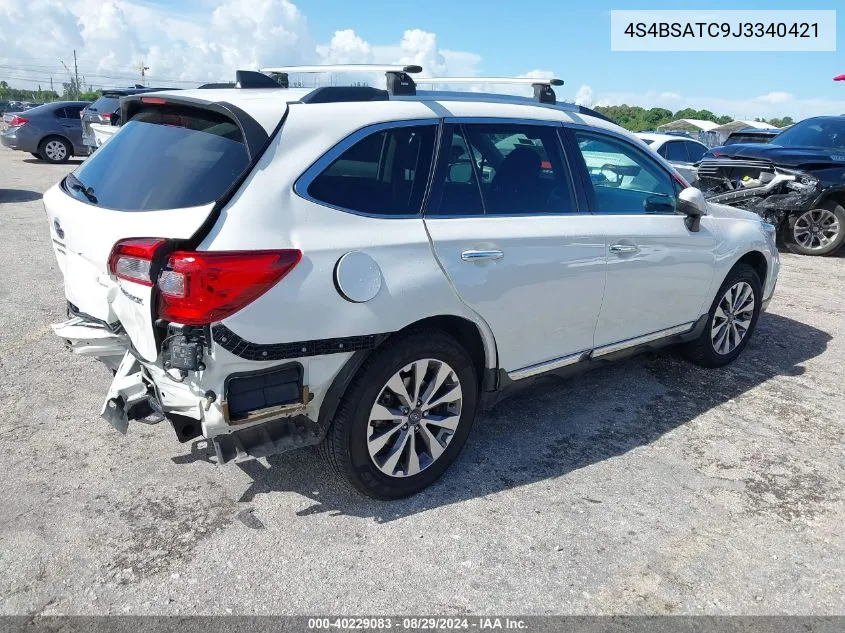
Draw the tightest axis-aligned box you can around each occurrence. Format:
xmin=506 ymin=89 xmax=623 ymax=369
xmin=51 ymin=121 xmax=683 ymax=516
xmin=591 ymin=104 xmax=794 ymax=131
xmin=1 ymin=79 xmax=100 ymax=104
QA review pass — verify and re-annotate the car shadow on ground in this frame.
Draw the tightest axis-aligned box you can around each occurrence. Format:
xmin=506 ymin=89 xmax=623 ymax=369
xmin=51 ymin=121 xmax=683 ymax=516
xmin=177 ymin=312 xmax=830 ymax=522
xmin=0 ymin=188 xmax=42 ymax=203
xmin=21 ymin=158 xmax=83 ymax=166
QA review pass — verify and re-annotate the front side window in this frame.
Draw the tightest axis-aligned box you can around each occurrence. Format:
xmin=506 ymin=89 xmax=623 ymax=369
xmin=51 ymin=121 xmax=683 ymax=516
xmin=573 ymin=131 xmax=677 ymax=214
xmin=661 ymin=141 xmax=688 ymax=162
xmin=307 ymin=124 xmax=437 ymax=216
xmin=685 ymin=141 xmax=707 ymax=162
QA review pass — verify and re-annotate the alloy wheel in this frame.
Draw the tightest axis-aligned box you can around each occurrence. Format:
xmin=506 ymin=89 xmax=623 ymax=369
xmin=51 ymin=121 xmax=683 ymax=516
xmin=44 ymin=140 xmax=67 ymax=162
xmin=366 ymin=358 xmax=463 ymax=478
xmin=793 ymin=209 xmax=840 ymax=252
xmin=711 ymin=281 xmax=755 ymax=355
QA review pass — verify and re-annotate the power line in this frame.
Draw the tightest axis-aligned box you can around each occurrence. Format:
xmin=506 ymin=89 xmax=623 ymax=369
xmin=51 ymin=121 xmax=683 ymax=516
xmin=0 ymin=63 xmax=211 ymax=85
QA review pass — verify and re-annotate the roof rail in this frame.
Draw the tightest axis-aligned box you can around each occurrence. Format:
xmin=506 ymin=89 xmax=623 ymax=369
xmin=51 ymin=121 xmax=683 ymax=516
xmin=258 ymin=64 xmax=421 ymax=96
xmin=414 ymin=76 xmax=564 ymax=104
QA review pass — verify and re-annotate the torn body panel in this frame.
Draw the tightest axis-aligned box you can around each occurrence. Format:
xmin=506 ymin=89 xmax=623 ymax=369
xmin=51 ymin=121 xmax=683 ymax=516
xmin=697 ymin=157 xmax=835 ymax=227
xmin=51 ymin=311 xmax=349 ymax=463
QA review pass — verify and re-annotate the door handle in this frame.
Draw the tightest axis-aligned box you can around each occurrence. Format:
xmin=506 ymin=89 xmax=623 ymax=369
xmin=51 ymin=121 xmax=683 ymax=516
xmin=461 ymin=249 xmax=504 ymax=262
xmin=609 ymin=244 xmax=640 ymax=254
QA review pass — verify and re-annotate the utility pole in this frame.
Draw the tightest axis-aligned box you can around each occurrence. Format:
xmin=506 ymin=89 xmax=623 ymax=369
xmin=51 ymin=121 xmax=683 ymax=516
xmin=50 ymin=76 xmax=54 ymax=101
xmin=137 ymin=60 xmax=149 ymax=87
xmin=73 ymin=49 xmax=80 ymax=99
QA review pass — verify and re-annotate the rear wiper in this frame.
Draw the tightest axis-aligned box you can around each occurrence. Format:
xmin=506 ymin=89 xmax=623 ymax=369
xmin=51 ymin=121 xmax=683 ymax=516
xmin=66 ymin=173 xmax=98 ymax=204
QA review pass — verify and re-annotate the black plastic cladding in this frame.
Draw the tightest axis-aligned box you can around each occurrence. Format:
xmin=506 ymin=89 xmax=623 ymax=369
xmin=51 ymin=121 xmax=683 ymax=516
xmin=213 ymin=324 xmax=386 ymax=361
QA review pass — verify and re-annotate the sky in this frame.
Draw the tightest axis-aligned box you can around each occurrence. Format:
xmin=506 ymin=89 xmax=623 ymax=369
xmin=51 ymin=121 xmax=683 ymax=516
xmin=1 ymin=0 xmax=844 ymax=120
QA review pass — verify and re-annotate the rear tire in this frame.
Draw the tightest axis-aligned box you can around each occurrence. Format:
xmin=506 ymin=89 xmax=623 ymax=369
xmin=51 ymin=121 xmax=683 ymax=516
xmin=38 ymin=136 xmax=71 ymax=164
xmin=784 ymin=202 xmax=845 ymax=256
xmin=30 ymin=152 xmax=41 ymax=159
xmin=320 ymin=330 xmax=478 ymax=499
xmin=682 ymin=263 xmax=762 ymax=368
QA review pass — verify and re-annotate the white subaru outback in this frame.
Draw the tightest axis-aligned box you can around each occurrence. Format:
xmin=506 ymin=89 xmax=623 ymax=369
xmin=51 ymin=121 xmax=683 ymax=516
xmin=45 ymin=66 xmax=779 ymax=499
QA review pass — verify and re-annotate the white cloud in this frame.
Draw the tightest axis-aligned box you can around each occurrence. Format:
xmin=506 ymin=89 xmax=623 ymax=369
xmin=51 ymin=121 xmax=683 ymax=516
xmin=0 ymin=0 xmax=481 ymax=90
xmin=756 ymin=91 xmax=793 ymax=104
xmin=574 ymin=84 xmax=593 ymax=107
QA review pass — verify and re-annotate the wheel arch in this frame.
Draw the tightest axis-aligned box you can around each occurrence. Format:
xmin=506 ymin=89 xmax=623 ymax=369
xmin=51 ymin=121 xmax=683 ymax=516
xmin=317 ymin=314 xmax=498 ymax=433
xmin=736 ymin=250 xmax=768 ymax=287
xmin=812 ymin=188 xmax=845 ymax=211
xmin=38 ymin=134 xmax=74 ymax=157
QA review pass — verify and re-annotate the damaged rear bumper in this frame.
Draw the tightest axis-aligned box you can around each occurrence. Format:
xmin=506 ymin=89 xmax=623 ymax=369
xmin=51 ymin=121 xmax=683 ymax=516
xmin=51 ymin=314 xmax=347 ymax=464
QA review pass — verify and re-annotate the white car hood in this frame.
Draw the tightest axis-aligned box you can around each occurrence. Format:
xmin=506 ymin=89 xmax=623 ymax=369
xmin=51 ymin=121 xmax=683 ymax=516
xmin=705 ymin=201 xmax=761 ymax=222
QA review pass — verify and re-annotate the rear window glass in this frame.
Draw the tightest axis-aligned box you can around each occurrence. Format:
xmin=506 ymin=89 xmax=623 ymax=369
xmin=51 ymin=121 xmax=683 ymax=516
xmin=68 ymin=106 xmax=249 ymax=211
xmin=89 ymin=96 xmax=120 ymax=113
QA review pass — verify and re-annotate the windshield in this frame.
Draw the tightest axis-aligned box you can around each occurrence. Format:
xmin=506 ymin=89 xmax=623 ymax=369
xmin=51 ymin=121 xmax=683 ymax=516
xmin=69 ymin=105 xmax=250 ymax=211
xmin=772 ymin=118 xmax=845 ymax=150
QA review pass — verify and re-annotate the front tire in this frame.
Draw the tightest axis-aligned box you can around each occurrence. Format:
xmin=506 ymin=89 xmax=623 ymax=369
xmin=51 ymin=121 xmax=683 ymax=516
xmin=784 ymin=202 xmax=845 ymax=256
xmin=38 ymin=136 xmax=71 ymax=164
xmin=320 ymin=330 xmax=478 ymax=499
xmin=682 ymin=263 xmax=762 ymax=368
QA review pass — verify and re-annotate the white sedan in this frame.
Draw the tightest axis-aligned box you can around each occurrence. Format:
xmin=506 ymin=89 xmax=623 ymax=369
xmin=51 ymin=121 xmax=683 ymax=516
xmin=636 ymin=133 xmax=709 ymax=185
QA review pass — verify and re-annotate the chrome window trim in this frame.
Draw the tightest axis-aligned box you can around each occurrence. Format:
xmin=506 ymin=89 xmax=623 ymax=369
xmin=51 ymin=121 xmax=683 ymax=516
xmin=565 ymin=123 xmax=684 ymax=217
xmin=443 ymin=116 xmax=565 ymax=127
xmin=293 ymin=118 xmax=441 ymax=219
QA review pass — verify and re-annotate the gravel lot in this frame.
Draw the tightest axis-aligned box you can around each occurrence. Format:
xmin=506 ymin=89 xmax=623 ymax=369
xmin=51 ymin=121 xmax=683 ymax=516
xmin=0 ymin=146 xmax=843 ymax=616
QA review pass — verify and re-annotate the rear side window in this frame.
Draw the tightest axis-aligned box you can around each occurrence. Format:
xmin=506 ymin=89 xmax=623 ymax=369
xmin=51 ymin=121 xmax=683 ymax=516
xmin=306 ymin=124 xmax=437 ymax=216
xmin=68 ymin=106 xmax=250 ymax=211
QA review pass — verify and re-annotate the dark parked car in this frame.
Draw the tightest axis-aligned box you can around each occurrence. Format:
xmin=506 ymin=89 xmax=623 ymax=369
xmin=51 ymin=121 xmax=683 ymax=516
xmin=81 ymin=87 xmax=179 ymax=153
xmin=722 ymin=128 xmax=782 ymax=146
xmin=698 ymin=116 xmax=845 ymax=256
xmin=0 ymin=101 xmax=90 ymax=163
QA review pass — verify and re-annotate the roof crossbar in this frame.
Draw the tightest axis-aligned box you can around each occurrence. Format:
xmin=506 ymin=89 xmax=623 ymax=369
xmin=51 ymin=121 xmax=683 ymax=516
xmin=258 ymin=64 xmax=422 ymax=95
xmin=414 ymin=76 xmax=564 ymax=104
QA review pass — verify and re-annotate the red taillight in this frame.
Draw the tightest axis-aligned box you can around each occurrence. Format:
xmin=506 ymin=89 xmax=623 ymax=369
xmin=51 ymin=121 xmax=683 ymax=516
xmin=157 ymin=250 xmax=302 ymax=325
xmin=100 ymin=112 xmax=112 ymax=121
xmin=540 ymin=160 xmax=552 ymax=170
xmin=8 ymin=116 xmax=28 ymax=127
xmin=141 ymin=97 xmax=167 ymax=105
xmin=108 ymin=238 xmax=168 ymax=286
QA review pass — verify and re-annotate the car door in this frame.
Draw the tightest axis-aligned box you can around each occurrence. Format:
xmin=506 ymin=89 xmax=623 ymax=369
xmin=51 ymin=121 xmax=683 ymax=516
xmin=54 ymin=106 xmax=83 ymax=150
xmin=63 ymin=105 xmax=86 ymax=151
xmin=424 ymin=120 xmax=607 ymax=376
xmin=567 ymin=128 xmax=718 ymax=351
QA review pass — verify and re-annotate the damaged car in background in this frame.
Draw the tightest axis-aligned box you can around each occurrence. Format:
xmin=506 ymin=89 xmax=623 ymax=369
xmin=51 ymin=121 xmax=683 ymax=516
xmin=697 ymin=116 xmax=845 ymax=256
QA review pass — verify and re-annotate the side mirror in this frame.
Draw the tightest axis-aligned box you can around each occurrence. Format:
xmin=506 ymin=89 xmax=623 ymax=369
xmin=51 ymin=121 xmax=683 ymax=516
xmin=677 ymin=186 xmax=707 ymax=232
